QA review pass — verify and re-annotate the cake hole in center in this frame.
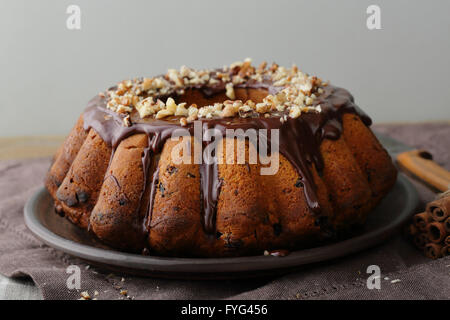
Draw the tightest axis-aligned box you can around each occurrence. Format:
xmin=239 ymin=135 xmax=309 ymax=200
xmin=175 ymin=88 xmax=269 ymax=107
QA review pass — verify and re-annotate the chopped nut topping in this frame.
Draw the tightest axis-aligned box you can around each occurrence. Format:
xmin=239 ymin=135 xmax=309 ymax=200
xmin=289 ymin=106 xmax=301 ymax=119
xmin=180 ymin=117 xmax=188 ymax=126
xmin=80 ymin=291 xmax=91 ymax=300
xmin=175 ymin=103 xmax=188 ymax=116
xmin=225 ymin=82 xmax=235 ymax=100
xmin=103 ymin=59 xmax=326 ymax=121
xmin=155 ymin=109 xmax=173 ymax=119
xmin=120 ymin=289 xmax=128 ymax=296
xmin=123 ymin=115 xmax=131 ymax=127
xmin=257 ymin=61 xmax=267 ymax=74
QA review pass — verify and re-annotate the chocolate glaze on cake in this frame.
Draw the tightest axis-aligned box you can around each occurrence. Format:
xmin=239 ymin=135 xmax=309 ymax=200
xmin=82 ymin=80 xmax=371 ymax=238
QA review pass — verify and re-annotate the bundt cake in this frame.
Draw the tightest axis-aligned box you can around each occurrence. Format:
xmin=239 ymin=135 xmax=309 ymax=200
xmin=45 ymin=59 xmax=397 ymax=257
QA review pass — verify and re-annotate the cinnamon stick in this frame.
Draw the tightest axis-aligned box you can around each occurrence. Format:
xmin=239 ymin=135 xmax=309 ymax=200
xmin=413 ymin=212 xmax=433 ymax=232
xmin=427 ymin=221 xmax=448 ymax=244
xmin=426 ymin=196 xmax=450 ymax=222
xmin=441 ymin=245 xmax=449 ymax=257
xmin=413 ymin=233 xmax=429 ymax=250
xmin=445 ymin=217 xmax=450 ymax=233
xmin=406 ymin=224 xmax=419 ymax=237
xmin=424 ymin=243 xmax=443 ymax=259
xmin=445 ymin=235 xmax=450 ymax=246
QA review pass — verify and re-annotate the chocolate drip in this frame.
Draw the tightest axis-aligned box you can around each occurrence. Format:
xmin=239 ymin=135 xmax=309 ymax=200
xmin=199 ymin=122 xmax=224 ymax=234
xmin=82 ymin=83 xmax=370 ymax=236
xmin=199 ymin=161 xmax=221 ymax=233
xmin=145 ymin=164 xmax=160 ymax=231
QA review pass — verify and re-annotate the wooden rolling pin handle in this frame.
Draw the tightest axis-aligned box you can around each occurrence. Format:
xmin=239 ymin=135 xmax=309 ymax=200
xmin=397 ymin=149 xmax=450 ymax=192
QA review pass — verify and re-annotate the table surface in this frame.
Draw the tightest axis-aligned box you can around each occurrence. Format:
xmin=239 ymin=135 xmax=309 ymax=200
xmin=0 ymin=136 xmax=64 ymax=160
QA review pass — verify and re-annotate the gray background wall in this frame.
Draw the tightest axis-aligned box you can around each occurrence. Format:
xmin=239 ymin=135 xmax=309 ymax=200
xmin=1 ymin=0 xmax=449 ymax=137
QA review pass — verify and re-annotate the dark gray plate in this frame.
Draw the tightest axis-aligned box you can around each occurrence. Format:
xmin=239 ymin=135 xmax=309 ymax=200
xmin=24 ymin=174 xmax=418 ymax=279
